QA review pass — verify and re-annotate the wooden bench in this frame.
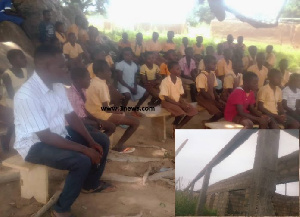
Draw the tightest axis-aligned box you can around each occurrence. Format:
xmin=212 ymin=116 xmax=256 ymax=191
xmin=205 ymin=119 xmax=284 ymax=129
xmin=141 ymin=103 xmax=206 ymax=142
xmin=205 ymin=121 xmax=246 ymax=129
xmin=2 ymin=155 xmax=49 ymax=204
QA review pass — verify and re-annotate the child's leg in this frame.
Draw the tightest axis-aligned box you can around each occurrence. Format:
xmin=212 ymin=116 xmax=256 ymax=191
xmin=196 ymin=94 xmax=223 ymax=122
xmin=108 ymin=114 xmax=139 ymax=151
xmin=122 ymin=92 xmax=131 ymax=107
xmin=177 ymin=116 xmax=193 ymax=129
xmin=146 ymin=85 xmax=160 ymax=100
xmin=177 ymin=106 xmax=198 ymax=128
xmin=233 ymin=116 xmax=254 ymax=129
xmin=0 ymin=105 xmax=14 ymax=151
xmin=100 ymin=120 xmax=116 ymax=136
xmin=285 ymin=116 xmax=300 ymax=129
xmin=135 ymin=91 xmax=149 ymax=108
xmin=268 ymin=118 xmax=281 ymax=129
xmin=190 ymin=83 xmax=197 ymax=102
xmin=173 ymin=115 xmax=184 ymax=126
xmin=109 ymin=85 xmax=124 ymax=107
xmin=1 ymin=125 xmax=14 ymax=151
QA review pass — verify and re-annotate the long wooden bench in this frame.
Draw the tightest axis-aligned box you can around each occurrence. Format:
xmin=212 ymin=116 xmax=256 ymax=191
xmin=2 ymin=155 xmax=49 ymax=204
xmin=205 ymin=120 xmax=246 ymax=129
xmin=141 ymin=103 xmax=206 ymax=142
xmin=205 ymin=119 xmax=284 ymax=129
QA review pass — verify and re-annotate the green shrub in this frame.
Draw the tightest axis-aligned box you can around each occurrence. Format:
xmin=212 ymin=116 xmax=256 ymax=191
xmin=175 ymin=191 xmax=218 ymax=216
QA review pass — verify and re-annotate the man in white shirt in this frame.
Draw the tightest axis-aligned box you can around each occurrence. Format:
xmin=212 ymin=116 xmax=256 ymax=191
xmin=14 ymin=45 xmax=111 ymax=217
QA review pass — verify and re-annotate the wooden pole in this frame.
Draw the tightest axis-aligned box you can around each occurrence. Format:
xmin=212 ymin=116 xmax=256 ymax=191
xmin=196 ymin=167 xmax=212 ymax=215
xmin=175 ymin=139 xmax=188 ymax=157
xmin=248 ymin=130 xmax=280 ymax=216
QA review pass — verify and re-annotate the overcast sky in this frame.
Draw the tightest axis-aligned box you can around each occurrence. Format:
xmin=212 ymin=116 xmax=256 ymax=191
xmin=175 ymin=130 xmax=299 ymax=196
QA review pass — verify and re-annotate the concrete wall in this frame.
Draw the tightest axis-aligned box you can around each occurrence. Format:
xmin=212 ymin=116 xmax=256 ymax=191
xmin=203 ymin=152 xmax=299 ymax=216
xmin=272 ymin=193 xmax=299 ymax=216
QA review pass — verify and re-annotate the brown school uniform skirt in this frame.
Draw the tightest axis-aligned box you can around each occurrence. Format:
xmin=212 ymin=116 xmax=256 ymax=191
xmin=196 ymin=94 xmax=222 ymax=115
xmin=161 ymin=100 xmax=198 ymax=117
xmin=144 ymin=83 xmax=160 ymax=98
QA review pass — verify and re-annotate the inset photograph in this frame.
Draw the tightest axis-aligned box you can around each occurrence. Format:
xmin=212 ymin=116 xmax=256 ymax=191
xmin=175 ymin=129 xmax=299 ymax=216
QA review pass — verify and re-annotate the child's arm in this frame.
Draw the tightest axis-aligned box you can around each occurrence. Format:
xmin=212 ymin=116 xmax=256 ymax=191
xmin=191 ymin=69 xmax=197 ymax=81
xmin=133 ymin=72 xmax=138 ymax=94
xmin=258 ymin=101 xmax=286 ymax=123
xmin=116 ymin=70 xmax=134 ymax=92
xmin=2 ymin=73 xmax=14 ymax=99
xmin=240 ymin=104 xmax=270 ymax=126
xmin=237 ymin=104 xmax=263 ymax=121
xmin=248 ymin=104 xmax=263 ymax=117
xmin=277 ymin=102 xmax=285 ymax=115
xmin=140 ymin=74 xmax=148 ymax=85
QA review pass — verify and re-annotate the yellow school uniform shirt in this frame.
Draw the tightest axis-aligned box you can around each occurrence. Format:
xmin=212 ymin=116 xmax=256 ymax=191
xmin=266 ymin=52 xmax=276 ymax=68
xmin=63 ymin=42 xmax=84 ymax=59
xmin=247 ymin=64 xmax=268 ymax=88
xmin=223 ymin=72 xmax=243 ymax=89
xmin=160 ymin=63 xmax=170 ymax=76
xmin=67 ymin=24 xmax=79 ymax=39
xmin=87 ymin=63 xmax=95 ymax=79
xmin=159 ymin=76 xmax=184 ymax=102
xmin=85 ymin=77 xmax=112 ymax=120
xmin=145 ymin=40 xmax=162 ymax=52
xmin=118 ymin=40 xmax=131 ymax=49
xmin=131 ymin=41 xmax=145 ymax=57
xmin=0 ymin=68 xmax=28 ymax=108
xmin=55 ymin=31 xmax=66 ymax=44
xmin=162 ymin=42 xmax=176 ymax=52
xmin=193 ymin=44 xmax=205 ymax=55
xmin=179 ymin=45 xmax=188 ymax=56
xmin=198 ymin=59 xmax=205 ymax=71
xmin=216 ymin=58 xmax=233 ymax=76
xmin=242 ymin=55 xmax=256 ymax=70
xmin=195 ymin=71 xmax=218 ymax=92
xmin=140 ymin=64 xmax=160 ymax=81
xmin=281 ymin=70 xmax=290 ymax=87
xmin=257 ymin=84 xmax=282 ymax=115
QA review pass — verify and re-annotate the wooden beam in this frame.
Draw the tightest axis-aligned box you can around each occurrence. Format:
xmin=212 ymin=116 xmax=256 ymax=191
xmin=184 ymin=130 xmax=256 ymax=191
xmin=175 ymin=139 xmax=188 ymax=157
xmin=196 ymin=167 xmax=212 ymax=215
xmin=248 ymin=130 xmax=280 ymax=216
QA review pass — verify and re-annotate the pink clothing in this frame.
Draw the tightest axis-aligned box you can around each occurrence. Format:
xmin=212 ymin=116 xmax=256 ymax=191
xmin=224 ymin=87 xmax=256 ymax=121
xmin=66 ymin=85 xmax=87 ymax=118
xmin=179 ymin=57 xmax=196 ymax=77
xmin=214 ymin=54 xmax=224 ymax=62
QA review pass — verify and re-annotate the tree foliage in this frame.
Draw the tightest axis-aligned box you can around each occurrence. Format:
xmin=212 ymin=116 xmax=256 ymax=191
xmin=280 ymin=0 xmax=300 ymax=18
xmin=186 ymin=0 xmax=215 ymax=26
xmin=60 ymin=0 xmax=108 ymax=14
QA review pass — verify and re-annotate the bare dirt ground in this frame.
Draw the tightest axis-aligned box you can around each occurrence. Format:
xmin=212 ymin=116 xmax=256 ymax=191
xmin=0 ymin=101 xmax=210 ymax=217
